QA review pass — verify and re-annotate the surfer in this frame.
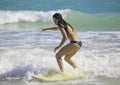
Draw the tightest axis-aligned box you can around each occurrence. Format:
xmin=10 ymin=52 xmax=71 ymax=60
xmin=42 ymin=13 xmax=82 ymax=72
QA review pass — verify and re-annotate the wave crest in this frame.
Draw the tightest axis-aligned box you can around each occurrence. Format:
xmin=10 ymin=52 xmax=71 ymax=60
xmin=0 ymin=9 xmax=71 ymax=24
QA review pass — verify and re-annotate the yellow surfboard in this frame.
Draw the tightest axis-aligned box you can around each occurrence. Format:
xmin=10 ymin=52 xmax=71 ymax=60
xmin=32 ymin=74 xmax=80 ymax=82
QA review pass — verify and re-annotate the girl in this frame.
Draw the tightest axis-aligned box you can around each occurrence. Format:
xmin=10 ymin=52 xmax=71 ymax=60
xmin=42 ymin=13 xmax=82 ymax=72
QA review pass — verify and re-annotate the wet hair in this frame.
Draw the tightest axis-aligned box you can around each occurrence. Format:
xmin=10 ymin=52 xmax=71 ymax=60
xmin=53 ymin=13 xmax=74 ymax=32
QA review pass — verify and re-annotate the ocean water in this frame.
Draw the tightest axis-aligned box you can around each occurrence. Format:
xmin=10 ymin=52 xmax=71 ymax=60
xmin=0 ymin=31 xmax=120 ymax=85
xmin=0 ymin=9 xmax=120 ymax=31
xmin=0 ymin=0 xmax=120 ymax=85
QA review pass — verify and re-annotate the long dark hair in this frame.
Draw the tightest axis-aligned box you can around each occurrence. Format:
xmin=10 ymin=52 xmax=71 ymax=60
xmin=53 ymin=13 xmax=74 ymax=32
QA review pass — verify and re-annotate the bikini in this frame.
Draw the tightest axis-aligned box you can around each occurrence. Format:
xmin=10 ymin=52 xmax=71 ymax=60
xmin=63 ymin=25 xmax=82 ymax=47
xmin=71 ymin=41 xmax=82 ymax=47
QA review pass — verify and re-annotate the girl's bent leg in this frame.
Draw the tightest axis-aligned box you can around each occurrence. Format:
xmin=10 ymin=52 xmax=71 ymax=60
xmin=64 ymin=50 xmax=79 ymax=68
xmin=56 ymin=52 xmax=64 ymax=72
xmin=55 ymin=43 xmax=80 ymax=72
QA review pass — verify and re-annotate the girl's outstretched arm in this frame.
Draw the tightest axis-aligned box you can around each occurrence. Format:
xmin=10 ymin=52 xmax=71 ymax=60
xmin=41 ymin=27 xmax=58 ymax=31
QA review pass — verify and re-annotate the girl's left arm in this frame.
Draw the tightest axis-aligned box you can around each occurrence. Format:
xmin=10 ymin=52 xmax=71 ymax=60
xmin=54 ymin=28 xmax=67 ymax=52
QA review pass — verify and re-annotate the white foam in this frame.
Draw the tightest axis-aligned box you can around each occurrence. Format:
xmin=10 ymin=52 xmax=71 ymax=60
xmin=0 ymin=47 xmax=120 ymax=79
xmin=0 ymin=48 xmax=54 ymax=74
xmin=0 ymin=9 xmax=70 ymax=24
xmin=0 ymin=32 xmax=120 ymax=79
xmin=74 ymin=50 xmax=120 ymax=78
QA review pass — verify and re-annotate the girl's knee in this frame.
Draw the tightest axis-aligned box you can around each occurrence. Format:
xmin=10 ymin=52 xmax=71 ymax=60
xmin=56 ymin=53 xmax=62 ymax=59
xmin=64 ymin=57 xmax=69 ymax=62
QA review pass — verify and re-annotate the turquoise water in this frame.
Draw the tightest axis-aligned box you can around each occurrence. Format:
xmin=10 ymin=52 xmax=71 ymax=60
xmin=0 ymin=0 xmax=120 ymax=13
xmin=0 ymin=9 xmax=120 ymax=31
xmin=0 ymin=0 xmax=120 ymax=85
xmin=0 ymin=0 xmax=120 ymax=31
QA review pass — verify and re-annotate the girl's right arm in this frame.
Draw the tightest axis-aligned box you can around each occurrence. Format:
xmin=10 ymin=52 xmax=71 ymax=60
xmin=41 ymin=27 xmax=58 ymax=31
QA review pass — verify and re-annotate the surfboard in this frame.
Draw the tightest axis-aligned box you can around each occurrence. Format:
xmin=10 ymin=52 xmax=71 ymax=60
xmin=32 ymin=74 xmax=80 ymax=82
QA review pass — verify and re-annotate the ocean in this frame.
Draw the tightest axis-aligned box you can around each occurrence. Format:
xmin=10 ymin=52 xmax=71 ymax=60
xmin=0 ymin=0 xmax=120 ymax=85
